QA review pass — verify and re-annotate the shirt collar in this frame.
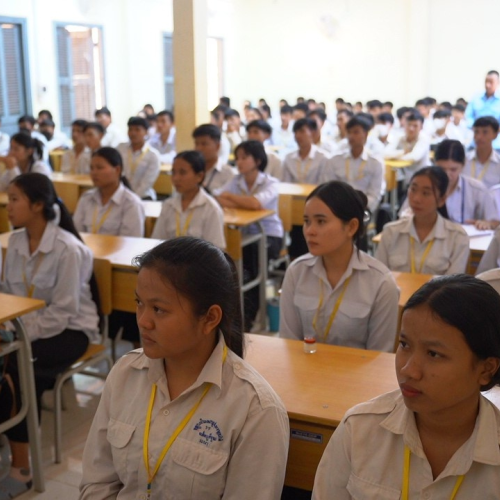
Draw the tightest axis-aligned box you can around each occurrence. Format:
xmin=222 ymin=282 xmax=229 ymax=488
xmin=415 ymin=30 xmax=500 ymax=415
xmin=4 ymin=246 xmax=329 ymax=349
xmin=346 ymin=148 xmax=369 ymax=161
xmin=172 ymin=187 xmax=209 ymax=212
xmin=469 ymin=149 xmax=500 ymax=164
xmin=482 ymin=90 xmax=500 ymax=100
xmin=16 ymin=220 xmax=59 ymax=259
xmin=237 ymin=172 xmax=266 ymax=193
xmin=130 ymin=334 xmax=227 ymax=399
xmin=90 ymin=183 xmax=127 ymax=207
xmin=403 ymin=214 xmax=447 ymax=241
xmin=293 ymin=144 xmax=318 ymax=161
xmin=129 ymin=143 xmax=149 ymax=154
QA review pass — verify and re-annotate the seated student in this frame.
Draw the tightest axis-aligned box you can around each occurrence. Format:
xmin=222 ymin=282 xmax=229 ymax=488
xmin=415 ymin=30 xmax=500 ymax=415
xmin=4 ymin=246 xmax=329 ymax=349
xmin=224 ymin=108 xmax=245 ymax=154
xmin=356 ymin=112 xmax=385 ymax=158
xmin=376 ymin=167 xmax=469 ymax=275
xmin=271 ymin=104 xmax=295 ymax=155
xmin=0 ymin=133 xmax=52 ymax=191
xmin=477 ymin=226 xmax=500 ymax=274
xmin=95 ymin=107 xmax=126 ymax=148
xmin=322 ymin=116 xmax=384 ymax=213
xmin=259 ymin=103 xmax=272 ymax=122
xmin=214 ymin=140 xmax=283 ymax=329
xmin=353 ymin=101 xmax=363 ymax=114
xmin=279 ymin=181 xmax=399 ymax=352
xmin=312 ymin=274 xmax=500 ymax=499
xmin=73 ymin=147 xmax=145 ymax=237
xmin=79 ymin=237 xmax=289 ymax=500
xmin=308 ymin=109 xmax=337 ymax=157
xmin=333 ymin=109 xmax=354 ymax=152
xmin=17 ymin=115 xmax=48 ymax=162
xmin=448 ymin=103 xmax=472 ymax=145
xmin=415 ymin=97 xmax=435 ymax=136
xmin=430 ymin=109 xmax=454 ymax=145
xmin=384 ymin=111 xmax=431 ymax=187
xmin=192 ymin=124 xmax=235 ymax=194
xmin=83 ymin=121 xmax=105 ymax=154
xmin=246 ymin=119 xmax=283 ymax=179
xmin=61 ymin=119 xmax=91 ymax=174
xmin=283 ymin=118 xmax=328 ymax=184
xmin=38 ymin=118 xmax=71 ymax=151
xmin=292 ymin=103 xmax=309 ymax=121
xmin=210 ymin=107 xmax=231 ymax=164
xmin=0 ymin=173 xmax=99 ymax=498
xmin=373 ymin=112 xmax=395 ymax=147
xmin=0 ymin=117 xmax=10 ymax=155
xmin=147 ymin=110 xmax=176 ymax=164
xmin=382 ymin=101 xmax=393 ymax=114
xmin=366 ymin=99 xmax=383 ymax=119
xmin=152 ymin=150 xmax=225 ymax=248
xmin=435 ymin=139 xmax=498 ymax=229
xmin=117 ymin=117 xmax=160 ymax=200
xmin=464 ymin=116 xmax=500 ymax=188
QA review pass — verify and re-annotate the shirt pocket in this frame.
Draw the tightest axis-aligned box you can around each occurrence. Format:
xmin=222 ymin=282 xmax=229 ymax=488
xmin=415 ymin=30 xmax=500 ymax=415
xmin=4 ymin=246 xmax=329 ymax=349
xmin=335 ymin=300 xmax=371 ymax=345
xmin=106 ymin=418 xmax=136 ymax=473
xmin=293 ymin=294 xmax=318 ymax=333
xmin=388 ymin=254 xmax=409 ymax=272
xmin=170 ymin=437 xmax=229 ymax=499
xmin=347 ymin=473 xmax=401 ymax=499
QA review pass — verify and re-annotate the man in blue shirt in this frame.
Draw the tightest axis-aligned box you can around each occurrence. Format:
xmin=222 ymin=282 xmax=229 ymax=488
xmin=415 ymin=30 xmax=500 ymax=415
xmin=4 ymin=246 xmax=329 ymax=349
xmin=466 ymin=70 xmax=500 ymax=149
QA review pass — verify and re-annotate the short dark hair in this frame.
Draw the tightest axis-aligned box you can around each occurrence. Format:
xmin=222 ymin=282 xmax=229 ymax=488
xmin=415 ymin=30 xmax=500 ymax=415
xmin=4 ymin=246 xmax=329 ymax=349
xmin=127 ymin=116 xmax=149 ymax=130
xmin=219 ymin=96 xmax=231 ymax=107
xmin=366 ymin=99 xmax=383 ymax=110
xmin=134 ymin=237 xmax=244 ymax=358
xmin=174 ymin=150 xmax=205 ymax=176
xmin=487 ymin=70 xmax=499 ymax=78
xmin=383 ymin=101 xmax=393 ymax=108
xmin=307 ymin=109 xmax=327 ymax=123
xmin=234 ymin=140 xmax=268 ymax=172
xmin=39 ymin=118 xmax=55 ymax=128
xmin=224 ymin=108 xmax=240 ymax=119
xmin=377 ymin=113 xmax=394 ymax=125
xmin=280 ymin=105 xmax=293 ymax=115
xmin=403 ymin=274 xmax=500 ymax=390
xmin=192 ymin=123 xmax=221 ymax=142
xmin=293 ymin=103 xmax=309 ymax=115
xmin=346 ymin=116 xmax=371 ymax=132
xmin=434 ymin=139 xmax=465 ymax=165
xmin=355 ymin=112 xmax=375 ymax=128
xmin=452 ymin=104 xmax=466 ymax=113
xmin=396 ymin=106 xmax=410 ymax=120
xmin=72 ymin=119 xmax=88 ymax=129
xmin=406 ymin=112 xmax=425 ymax=124
xmin=293 ymin=117 xmax=317 ymax=133
xmin=440 ymin=101 xmax=453 ymax=111
xmin=157 ymin=110 xmax=175 ymax=122
xmin=246 ymin=119 xmax=272 ymax=135
xmin=95 ymin=106 xmax=111 ymax=117
xmin=473 ymin=116 xmax=499 ymax=133
xmin=338 ymin=109 xmax=354 ymax=119
xmin=307 ymin=181 xmax=368 ymax=250
xmin=18 ymin=115 xmax=36 ymax=126
xmin=83 ymin=122 xmax=106 ymax=135
xmin=433 ymin=109 xmax=451 ymax=119
xmin=38 ymin=109 xmax=53 ymax=120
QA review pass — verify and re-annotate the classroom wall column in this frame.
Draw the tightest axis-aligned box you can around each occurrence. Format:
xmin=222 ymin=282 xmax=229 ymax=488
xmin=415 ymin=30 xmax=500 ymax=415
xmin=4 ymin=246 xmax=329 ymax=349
xmin=172 ymin=0 xmax=209 ymax=152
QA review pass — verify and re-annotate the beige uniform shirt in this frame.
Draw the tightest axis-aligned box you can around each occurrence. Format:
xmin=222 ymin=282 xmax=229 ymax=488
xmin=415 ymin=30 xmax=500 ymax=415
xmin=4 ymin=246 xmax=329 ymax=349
xmin=73 ymin=184 xmax=145 ymax=237
xmin=80 ymin=336 xmax=290 ymax=500
xmin=151 ymin=188 xmax=226 ymax=249
xmin=464 ymin=149 xmax=500 ymax=189
xmin=202 ymin=159 xmax=236 ymax=195
xmin=282 ymin=145 xmax=327 ymax=184
xmin=279 ymin=250 xmax=399 ymax=352
xmin=61 ymin=148 xmax=91 ymax=174
xmin=312 ymin=390 xmax=500 ymax=499
xmin=375 ymin=214 xmax=470 ymax=275
xmin=477 ymin=226 xmax=500 ymax=274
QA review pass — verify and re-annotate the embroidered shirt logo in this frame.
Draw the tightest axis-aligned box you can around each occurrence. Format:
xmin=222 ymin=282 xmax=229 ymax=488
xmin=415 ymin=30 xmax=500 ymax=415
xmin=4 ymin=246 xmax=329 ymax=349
xmin=193 ymin=418 xmax=223 ymax=446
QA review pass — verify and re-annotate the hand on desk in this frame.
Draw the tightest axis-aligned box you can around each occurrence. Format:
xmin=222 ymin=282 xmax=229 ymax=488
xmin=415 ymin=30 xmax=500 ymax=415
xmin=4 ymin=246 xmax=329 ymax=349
xmin=466 ymin=219 xmax=500 ymax=230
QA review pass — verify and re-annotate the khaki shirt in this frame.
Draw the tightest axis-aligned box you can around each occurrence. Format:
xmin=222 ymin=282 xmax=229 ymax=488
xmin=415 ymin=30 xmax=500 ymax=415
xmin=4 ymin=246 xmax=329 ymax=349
xmin=313 ymin=390 xmax=500 ymax=499
xmin=80 ymin=336 xmax=289 ymax=500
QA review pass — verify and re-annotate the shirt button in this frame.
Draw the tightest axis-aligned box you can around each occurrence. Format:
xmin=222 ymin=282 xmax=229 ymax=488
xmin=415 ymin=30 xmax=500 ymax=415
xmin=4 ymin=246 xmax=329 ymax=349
xmin=234 ymin=363 xmax=241 ymax=370
xmin=163 ymin=409 xmax=170 ymax=416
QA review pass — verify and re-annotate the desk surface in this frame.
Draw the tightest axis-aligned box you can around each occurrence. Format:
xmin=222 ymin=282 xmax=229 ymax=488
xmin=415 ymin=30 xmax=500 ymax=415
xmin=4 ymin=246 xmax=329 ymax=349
xmin=393 ymin=272 xmax=434 ymax=306
xmin=278 ymin=182 xmax=316 ymax=197
xmin=0 ymin=293 xmax=45 ymax=322
xmin=51 ymin=172 xmax=93 ymax=187
xmin=245 ymin=334 xmax=398 ymax=426
xmin=160 ymin=163 xmax=172 ymax=173
xmin=385 ymin=159 xmax=413 ymax=168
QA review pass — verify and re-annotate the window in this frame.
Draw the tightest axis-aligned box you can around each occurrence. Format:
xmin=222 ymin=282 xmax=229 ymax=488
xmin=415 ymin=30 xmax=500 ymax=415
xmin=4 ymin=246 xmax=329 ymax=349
xmin=163 ymin=34 xmax=174 ymax=110
xmin=55 ymin=24 xmax=106 ymax=133
xmin=207 ymin=37 xmax=224 ymax=111
xmin=0 ymin=18 xmax=31 ymax=136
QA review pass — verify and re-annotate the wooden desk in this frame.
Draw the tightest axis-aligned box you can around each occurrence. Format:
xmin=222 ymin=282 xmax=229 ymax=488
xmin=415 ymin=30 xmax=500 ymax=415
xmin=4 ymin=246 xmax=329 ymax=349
xmin=0 ymin=191 xmax=9 ymax=233
xmin=384 ymin=159 xmax=412 ymax=218
xmin=245 ymin=334 xmax=398 ymax=490
xmin=393 ymin=271 xmax=433 ymax=308
xmin=51 ymin=172 xmax=93 ymax=213
xmin=49 ymin=150 xmax=65 ymax=172
xmin=0 ymin=294 xmax=46 ymax=492
xmin=153 ymin=163 xmax=172 ymax=196
xmin=278 ymin=182 xmax=316 ymax=226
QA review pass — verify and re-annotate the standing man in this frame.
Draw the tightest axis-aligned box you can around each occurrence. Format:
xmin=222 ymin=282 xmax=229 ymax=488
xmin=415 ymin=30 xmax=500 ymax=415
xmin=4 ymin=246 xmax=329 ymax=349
xmin=465 ymin=70 xmax=500 ymax=150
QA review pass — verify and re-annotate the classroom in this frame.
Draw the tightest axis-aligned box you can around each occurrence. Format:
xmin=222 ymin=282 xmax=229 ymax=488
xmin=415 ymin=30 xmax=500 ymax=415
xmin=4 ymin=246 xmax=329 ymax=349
xmin=1 ymin=0 xmax=500 ymax=499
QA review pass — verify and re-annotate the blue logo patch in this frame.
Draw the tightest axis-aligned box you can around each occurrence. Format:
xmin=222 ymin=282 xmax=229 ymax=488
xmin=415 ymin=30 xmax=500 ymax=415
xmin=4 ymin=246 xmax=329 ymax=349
xmin=193 ymin=418 xmax=224 ymax=446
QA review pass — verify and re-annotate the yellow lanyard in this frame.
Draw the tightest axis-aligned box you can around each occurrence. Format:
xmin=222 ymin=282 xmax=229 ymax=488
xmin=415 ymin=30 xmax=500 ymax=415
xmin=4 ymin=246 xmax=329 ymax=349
xmin=471 ymin=159 xmax=490 ymax=181
xmin=175 ymin=210 xmax=194 ymax=237
xmin=91 ymin=204 xmax=114 ymax=233
xmin=143 ymin=345 xmax=228 ymax=499
xmin=296 ymin=158 xmax=313 ymax=183
xmin=312 ymin=277 xmax=351 ymax=342
xmin=402 ymin=446 xmax=464 ymax=500
xmin=345 ymin=158 xmax=367 ymax=181
xmin=410 ymin=237 xmax=434 ymax=274
xmin=22 ymin=254 xmax=45 ymax=298
xmin=128 ymin=147 xmax=149 ymax=174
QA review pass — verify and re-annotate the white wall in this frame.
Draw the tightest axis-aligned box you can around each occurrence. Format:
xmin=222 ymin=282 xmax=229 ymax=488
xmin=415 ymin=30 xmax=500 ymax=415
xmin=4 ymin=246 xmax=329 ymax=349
xmin=1 ymin=0 xmax=500 ymax=132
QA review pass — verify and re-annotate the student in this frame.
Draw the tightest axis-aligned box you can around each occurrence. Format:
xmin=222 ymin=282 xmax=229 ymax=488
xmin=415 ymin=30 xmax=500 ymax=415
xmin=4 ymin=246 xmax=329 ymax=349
xmin=333 ymin=109 xmax=354 ymax=152
xmin=322 ymin=116 xmax=383 ymax=212
xmin=0 ymin=173 xmax=99 ymax=498
xmin=271 ymin=104 xmax=295 ymax=155
xmin=17 ymin=115 xmax=48 ymax=162
xmin=95 ymin=106 xmax=126 ymax=147
xmin=152 ymin=150 xmax=225 ymax=249
xmin=434 ymin=140 xmax=498 ymax=229
xmin=73 ymin=147 xmax=145 ymax=237
xmin=147 ymin=110 xmax=176 ymax=164
xmin=224 ymin=108 xmax=245 ymax=153
xmin=83 ymin=121 xmax=105 ymax=154
xmin=246 ymin=119 xmax=282 ymax=179
xmin=448 ymin=104 xmax=471 ymax=145
xmin=38 ymin=118 xmax=71 ymax=151
xmin=385 ymin=111 xmax=431 ymax=187
xmin=308 ymin=109 xmax=337 ymax=156
xmin=61 ymin=119 xmax=91 ymax=174
xmin=373 ymin=112 xmax=395 ymax=146
xmin=210 ymin=108 xmax=231 ymax=164
xmin=292 ymin=103 xmax=309 ymax=121
xmin=279 ymin=181 xmax=398 ymax=351
xmin=283 ymin=118 xmax=328 ymax=184
xmin=382 ymin=101 xmax=393 ymax=114
xmin=366 ymin=99 xmax=383 ymax=118
xmin=464 ymin=116 xmax=500 ymax=188
xmin=477 ymin=226 xmax=500 ymax=274
xmin=192 ymin=124 xmax=235 ymax=194
xmin=0 ymin=117 xmax=10 ymax=155
xmin=415 ymin=97 xmax=435 ymax=136
xmin=376 ymin=167 xmax=469 ymax=275
xmin=117 ymin=117 xmax=160 ymax=200
xmin=79 ymin=237 xmax=289 ymax=499
xmin=214 ymin=141 xmax=284 ymax=329
xmin=313 ymin=274 xmax=500 ymax=499
xmin=0 ymin=133 xmax=52 ymax=191
xmin=430 ymin=109 xmax=455 ymax=145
